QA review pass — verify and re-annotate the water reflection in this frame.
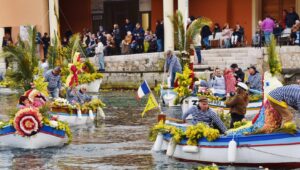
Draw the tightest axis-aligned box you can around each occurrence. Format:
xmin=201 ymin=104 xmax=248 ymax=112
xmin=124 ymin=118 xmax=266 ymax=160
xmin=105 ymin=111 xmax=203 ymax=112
xmin=0 ymin=91 xmax=269 ymax=169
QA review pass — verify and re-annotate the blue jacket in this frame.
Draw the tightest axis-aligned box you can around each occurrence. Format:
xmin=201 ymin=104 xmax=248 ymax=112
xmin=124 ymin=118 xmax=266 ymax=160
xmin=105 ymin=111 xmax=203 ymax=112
xmin=164 ymin=55 xmax=182 ymax=74
xmin=44 ymin=70 xmax=61 ymax=90
xmin=247 ymin=72 xmax=262 ymax=91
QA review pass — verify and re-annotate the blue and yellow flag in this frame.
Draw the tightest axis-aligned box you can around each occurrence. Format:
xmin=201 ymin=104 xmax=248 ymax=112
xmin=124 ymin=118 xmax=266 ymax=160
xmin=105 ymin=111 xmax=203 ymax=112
xmin=141 ymin=93 xmax=158 ymax=117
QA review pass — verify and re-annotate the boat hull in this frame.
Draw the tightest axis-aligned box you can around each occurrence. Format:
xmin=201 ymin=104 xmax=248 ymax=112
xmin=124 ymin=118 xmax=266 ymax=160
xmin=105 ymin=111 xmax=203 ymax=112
xmin=50 ymin=112 xmax=95 ymax=126
xmin=0 ymin=125 xmax=67 ymax=149
xmin=158 ymin=123 xmax=300 ymax=167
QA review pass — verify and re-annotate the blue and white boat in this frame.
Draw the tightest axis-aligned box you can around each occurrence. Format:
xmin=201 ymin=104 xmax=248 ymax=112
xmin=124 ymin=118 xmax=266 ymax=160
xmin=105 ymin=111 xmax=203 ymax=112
xmin=0 ymin=125 xmax=68 ymax=149
xmin=155 ymin=121 xmax=300 ymax=168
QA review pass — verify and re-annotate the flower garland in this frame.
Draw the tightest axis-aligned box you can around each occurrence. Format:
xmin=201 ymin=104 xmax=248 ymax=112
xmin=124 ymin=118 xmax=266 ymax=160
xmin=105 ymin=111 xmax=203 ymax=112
xmin=149 ymin=121 xmax=220 ymax=145
xmin=13 ymin=108 xmax=43 ymax=136
xmin=173 ymin=65 xmax=192 ymax=105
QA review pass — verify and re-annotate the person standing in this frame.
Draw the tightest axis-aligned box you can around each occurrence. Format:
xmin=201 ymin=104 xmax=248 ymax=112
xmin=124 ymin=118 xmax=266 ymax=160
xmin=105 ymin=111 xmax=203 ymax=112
xmin=201 ymin=25 xmax=212 ymax=49
xmin=261 ymin=16 xmax=275 ymax=45
xmin=155 ymin=20 xmax=164 ymax=52
xmin=112 ymin=24 xmax=122 ymax=54
xmin=286 ymin=7 xmax=299 ymax=28
xmin=225 ymin=82 xmax=249 ymax=128
xmin=164 ymin=50 xmax=182 ymax=88
xmin=42 ymin=33 xmax=50 ymax=59
xmin=95 ymin=41 xmax=105 ymax=71
xmin=193 ymin=31 xmax=202 ymax=64
xmin=44 ymin=67 xmax=62 ymax=98
xmin=132 ymin=23 xmax=145 ymax=53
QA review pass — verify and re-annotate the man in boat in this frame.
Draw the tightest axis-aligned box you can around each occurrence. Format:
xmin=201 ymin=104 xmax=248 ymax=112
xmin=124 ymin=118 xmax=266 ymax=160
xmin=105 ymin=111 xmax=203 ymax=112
xmin=208 ymin=68 xmax=226 ymax=97
xmin=230 ymin=63 xmax=245 ymax=82
xmin=246 ymin=65 xmax=262 ymax=93
xmin=67 ymin=85 xmax=92 ymax=104
xmin=225 ymin=82 xmax=249 ymax=128
xmin=44 ymin=66 xmax=62 ymax=98
xmin=182 ymin=96 xmax=227 ymax=134
xmin=164 ymin=50 xmax=182 ymax=88
xmin=267 ymin=84 xmax=300 ymax=127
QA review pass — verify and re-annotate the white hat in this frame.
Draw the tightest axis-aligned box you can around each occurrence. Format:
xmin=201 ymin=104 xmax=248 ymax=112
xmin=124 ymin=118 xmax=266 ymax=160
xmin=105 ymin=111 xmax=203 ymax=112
xmin=194 ymin=81 xmax=200 ymax=85
xmin=237 ymin=82 xmax=248 ymax=91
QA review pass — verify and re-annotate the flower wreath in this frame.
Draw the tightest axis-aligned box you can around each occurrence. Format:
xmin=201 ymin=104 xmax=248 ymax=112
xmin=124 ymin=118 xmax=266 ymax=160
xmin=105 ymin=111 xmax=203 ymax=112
xmin=13 ymin=108 xmax=43 ymax=136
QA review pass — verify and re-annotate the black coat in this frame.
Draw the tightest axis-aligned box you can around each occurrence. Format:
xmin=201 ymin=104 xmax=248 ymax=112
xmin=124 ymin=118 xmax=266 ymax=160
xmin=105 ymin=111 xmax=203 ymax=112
xmin=201 ymin=25 xmax=212 ymax=38
xmin=234 ymin=68 xmax=245 ymax=82
xmin=286 ymin=12 xmax=300 ymax=28
xmin=155 ymin=24 xmax=164 ymax=40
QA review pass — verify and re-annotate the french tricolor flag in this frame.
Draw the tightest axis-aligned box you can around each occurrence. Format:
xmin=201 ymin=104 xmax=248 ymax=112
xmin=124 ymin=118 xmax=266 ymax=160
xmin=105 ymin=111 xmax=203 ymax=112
xmin=137 ymin=80 xmax=151 ymax=99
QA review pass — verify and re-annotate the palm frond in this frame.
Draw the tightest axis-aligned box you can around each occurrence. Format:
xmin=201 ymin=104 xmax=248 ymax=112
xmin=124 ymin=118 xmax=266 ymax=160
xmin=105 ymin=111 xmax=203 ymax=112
xmin=168 ymin=11 xmax=185 ymax=51
xmin=185 ymin=17 xmax=212 ymax=52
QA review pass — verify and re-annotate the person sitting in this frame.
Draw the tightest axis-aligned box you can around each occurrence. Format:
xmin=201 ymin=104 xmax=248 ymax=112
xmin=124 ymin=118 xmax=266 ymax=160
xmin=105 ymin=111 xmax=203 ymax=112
xmin=17 ymin=96 xmax=32 ymax=109
xmin=231 ymin=24 xmax=244 ymax=47
xmin=224 ymin=68 xmax=236 ymax=95
xmin=267 ymin=84 xmax=300 ymax=127
xmin=68 ymin=86 xmax=92 ymax=105
xmin=192 ymin=79 xmax=208 ymax=95
xmin=121 ymin=31 xmax=132 ymax=54
xmin=246 ymin=66 xmax=262 ymax=92
xmin=182 ymin=96 xmax=227 ymax=134
xmin=225 ymin=82 xmax=249 ymax=128
xmin=221 ymin=23 xmax=232 ymax=48
xmin=208 ymin=68 xmax=226 ymax=97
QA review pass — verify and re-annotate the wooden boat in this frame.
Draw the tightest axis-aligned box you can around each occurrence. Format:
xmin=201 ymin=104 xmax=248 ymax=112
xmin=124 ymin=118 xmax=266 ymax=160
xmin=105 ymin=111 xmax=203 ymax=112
xmin=182 ymin=96 xmax=262 ymax=116
xmin=49 ymin=106 xmax=105 ymax=126
xmin=154 ymin=121 xmax=300 ymax=168
xmin=0 ymin=125 xmax=68 ymax=149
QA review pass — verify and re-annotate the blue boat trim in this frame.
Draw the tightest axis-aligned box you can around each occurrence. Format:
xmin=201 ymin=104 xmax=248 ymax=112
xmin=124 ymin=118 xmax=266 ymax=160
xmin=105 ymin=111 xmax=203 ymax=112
xmin=163 ymin=131 xmax=300 ymax=147
xmin=0 ymin=125 xmax=65 ymax=138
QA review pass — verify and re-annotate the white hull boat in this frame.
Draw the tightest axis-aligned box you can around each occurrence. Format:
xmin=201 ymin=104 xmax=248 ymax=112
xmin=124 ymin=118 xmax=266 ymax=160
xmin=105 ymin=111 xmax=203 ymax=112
xmin=0 ymin=125 xmax=68 ymax=149
xmin=154 ymin=122 xmax=300 ymax=168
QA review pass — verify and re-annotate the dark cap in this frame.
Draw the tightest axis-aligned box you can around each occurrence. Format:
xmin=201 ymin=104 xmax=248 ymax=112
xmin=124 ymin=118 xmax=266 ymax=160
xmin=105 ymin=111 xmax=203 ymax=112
xmin=247 ymin=65 xmax=256 ymax=71
xmin=230 ymin=63 xmax=238 ymax=69
xmin=198 ymin=96 xmax=208 ymax=103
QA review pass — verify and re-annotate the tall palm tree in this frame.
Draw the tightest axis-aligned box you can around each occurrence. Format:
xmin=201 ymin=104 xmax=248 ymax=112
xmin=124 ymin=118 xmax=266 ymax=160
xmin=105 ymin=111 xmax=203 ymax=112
xmin=1 ymin=26 xmax=39 ymax=90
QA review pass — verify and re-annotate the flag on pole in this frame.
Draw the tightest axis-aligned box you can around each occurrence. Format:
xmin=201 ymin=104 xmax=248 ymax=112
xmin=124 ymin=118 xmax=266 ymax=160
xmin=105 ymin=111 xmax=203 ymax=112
xmin=141 ymin=93 xmax=159 ymax=117
xmin=137 ymin=80 xmax=150 ymax=99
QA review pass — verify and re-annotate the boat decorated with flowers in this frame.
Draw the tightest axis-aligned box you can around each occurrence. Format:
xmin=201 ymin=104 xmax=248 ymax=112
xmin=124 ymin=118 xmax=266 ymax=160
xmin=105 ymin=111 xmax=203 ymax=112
xmin=0 ymin=108 xmax=71 ymax=149
xmin=151 ymin=120 xmax=300 ymax=168
xmin=160 ymin=88 xmax=179 ymax=107
xmin=49 ymin=98 xmax=105 ymax=126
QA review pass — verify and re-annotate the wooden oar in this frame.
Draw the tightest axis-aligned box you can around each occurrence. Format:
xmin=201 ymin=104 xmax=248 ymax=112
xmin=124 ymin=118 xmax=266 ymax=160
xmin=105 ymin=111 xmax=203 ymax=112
xmin=165 ymin=117 xmax=185 ymax=123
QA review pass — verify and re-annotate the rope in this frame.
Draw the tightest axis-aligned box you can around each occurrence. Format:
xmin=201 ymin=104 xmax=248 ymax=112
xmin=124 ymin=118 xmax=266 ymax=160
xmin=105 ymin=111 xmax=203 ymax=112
xmin=245 ymin=145 xmax=300 ymax=160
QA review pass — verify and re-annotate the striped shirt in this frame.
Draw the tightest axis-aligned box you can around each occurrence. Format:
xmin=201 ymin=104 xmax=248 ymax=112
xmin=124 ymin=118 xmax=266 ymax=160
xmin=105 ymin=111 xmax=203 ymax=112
xmin=44 ymin=70 xmax=61 ymax=90
xmin=269 ymin=85 xmax=300 ymax=110
xmin=182 ymin=106 xmax=227 ymax=133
